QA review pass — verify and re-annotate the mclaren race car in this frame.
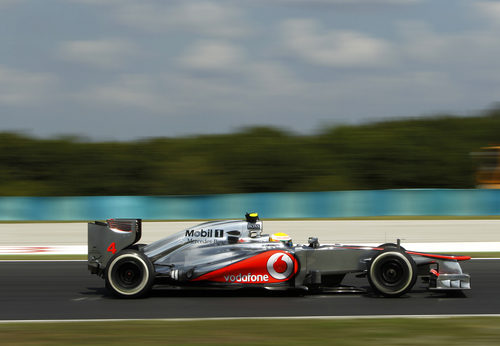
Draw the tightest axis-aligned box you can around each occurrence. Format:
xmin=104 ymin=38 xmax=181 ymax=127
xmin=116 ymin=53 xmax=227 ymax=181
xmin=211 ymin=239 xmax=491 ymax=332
xmin=87 ymin=213 xmax=471 ymax=298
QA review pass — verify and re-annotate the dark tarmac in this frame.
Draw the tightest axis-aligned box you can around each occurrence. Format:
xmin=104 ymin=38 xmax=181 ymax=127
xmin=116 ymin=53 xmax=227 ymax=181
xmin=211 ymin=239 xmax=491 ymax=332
xmin=0 ymin=259 xmax=498 ymax=320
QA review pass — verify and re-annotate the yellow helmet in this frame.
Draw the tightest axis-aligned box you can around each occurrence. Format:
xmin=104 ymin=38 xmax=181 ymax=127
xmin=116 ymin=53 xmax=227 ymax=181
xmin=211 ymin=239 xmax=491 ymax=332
xmin=270 ymin=233 xmax=293 ymax=247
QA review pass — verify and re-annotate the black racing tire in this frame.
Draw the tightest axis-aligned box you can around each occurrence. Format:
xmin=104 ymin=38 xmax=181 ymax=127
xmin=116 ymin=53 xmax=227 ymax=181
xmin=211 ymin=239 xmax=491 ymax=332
xmin=105 ymin=249 xmax=155 ymax=298
xmin=367 ymin=250 xmax=417 ymax=298
xmin=377 ymin=243 xmax=406 ymax=251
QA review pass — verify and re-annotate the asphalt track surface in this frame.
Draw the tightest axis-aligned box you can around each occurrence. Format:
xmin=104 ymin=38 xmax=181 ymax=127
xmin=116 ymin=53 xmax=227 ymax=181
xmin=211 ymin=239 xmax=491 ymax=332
xmin=0 ymin=259 xmax=498 ymax=321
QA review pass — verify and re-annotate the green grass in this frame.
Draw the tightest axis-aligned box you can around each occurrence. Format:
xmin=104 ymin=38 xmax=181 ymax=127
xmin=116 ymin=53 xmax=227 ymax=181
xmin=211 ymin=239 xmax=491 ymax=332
xmin=1 ymin=317 xmax=500 ymax=345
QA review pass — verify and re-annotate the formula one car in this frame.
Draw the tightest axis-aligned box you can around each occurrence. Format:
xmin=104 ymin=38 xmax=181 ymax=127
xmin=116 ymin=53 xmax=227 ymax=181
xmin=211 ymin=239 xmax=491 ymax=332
xmin=87 ymin=213 xmax=471 ymax=298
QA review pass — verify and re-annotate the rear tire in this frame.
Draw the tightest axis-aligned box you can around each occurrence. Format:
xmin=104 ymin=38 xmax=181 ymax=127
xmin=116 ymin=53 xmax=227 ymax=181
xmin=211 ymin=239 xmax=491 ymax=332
xmin=368 ymin=250 xmax=417 ymax=297
xmin=105 ymin=249 xmax=154 ymax=298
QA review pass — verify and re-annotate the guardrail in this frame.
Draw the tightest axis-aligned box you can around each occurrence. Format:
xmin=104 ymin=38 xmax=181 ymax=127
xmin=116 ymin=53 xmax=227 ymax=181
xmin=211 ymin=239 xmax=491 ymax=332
xmin=0 ymin=189 xmax=499 ymax=221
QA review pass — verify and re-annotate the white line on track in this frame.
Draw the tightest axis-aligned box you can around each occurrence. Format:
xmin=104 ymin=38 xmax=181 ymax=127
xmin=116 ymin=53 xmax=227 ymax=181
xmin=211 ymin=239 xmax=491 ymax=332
xmin=2 ymin=314 xmax=500 ymax=324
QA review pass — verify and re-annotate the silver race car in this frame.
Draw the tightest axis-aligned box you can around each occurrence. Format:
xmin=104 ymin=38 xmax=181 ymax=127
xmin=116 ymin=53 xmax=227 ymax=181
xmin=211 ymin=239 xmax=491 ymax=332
xmin=88 ymin=213 xmax=471 ymax=298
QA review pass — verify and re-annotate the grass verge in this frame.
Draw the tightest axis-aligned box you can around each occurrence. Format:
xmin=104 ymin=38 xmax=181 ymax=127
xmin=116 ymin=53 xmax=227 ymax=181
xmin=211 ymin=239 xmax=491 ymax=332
xmin=1 ymin=317 xmax=500 ymax=345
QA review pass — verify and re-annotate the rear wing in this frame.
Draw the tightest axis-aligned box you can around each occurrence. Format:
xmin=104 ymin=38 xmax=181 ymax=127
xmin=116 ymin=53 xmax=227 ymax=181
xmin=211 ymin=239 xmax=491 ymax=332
xmin=88 ymin=219 xmax=142 ymax=275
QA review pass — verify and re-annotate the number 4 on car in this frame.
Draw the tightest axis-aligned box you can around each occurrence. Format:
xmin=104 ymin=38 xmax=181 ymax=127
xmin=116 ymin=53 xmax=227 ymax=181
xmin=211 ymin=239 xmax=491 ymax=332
xmin=107 ymin=242 xmax=116 ymax=254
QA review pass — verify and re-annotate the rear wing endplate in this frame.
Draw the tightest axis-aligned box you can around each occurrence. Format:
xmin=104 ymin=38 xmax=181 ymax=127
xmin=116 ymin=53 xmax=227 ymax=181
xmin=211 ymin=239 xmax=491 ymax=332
xmin=87 ymin=219 xmax=142 ymax=275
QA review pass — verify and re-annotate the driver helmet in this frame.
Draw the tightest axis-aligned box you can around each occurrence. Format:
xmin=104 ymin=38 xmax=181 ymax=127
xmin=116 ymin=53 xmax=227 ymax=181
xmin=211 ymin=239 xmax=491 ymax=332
xmin=270 ymin=233 xmax=293 ymax=247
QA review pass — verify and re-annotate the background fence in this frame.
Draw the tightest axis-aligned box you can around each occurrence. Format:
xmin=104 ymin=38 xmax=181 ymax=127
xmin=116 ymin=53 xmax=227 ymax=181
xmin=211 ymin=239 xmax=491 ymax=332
xmin=0 ymin=189 xmax=499 ymax=221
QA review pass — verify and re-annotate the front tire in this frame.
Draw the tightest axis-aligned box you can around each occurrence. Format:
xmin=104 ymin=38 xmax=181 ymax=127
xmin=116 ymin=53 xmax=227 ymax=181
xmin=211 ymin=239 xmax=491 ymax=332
xmin=105 ymin=249 xmax=154 ymax=298
xmin=377 ymin=242 xmax=406 ymax=251
xmin=368 ymin=250 xmax=417 ymax=297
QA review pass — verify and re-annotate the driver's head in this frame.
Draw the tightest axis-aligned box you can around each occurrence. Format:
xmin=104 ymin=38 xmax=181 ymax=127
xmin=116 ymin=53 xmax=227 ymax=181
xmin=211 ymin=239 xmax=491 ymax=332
xmin=270 ymin=233 xmax=292 ymax=247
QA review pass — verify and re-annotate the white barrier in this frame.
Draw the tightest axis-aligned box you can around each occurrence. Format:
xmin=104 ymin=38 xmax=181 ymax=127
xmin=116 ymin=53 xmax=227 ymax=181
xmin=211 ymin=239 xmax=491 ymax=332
xmin=0 ymin=220 xmax=499 ymax=254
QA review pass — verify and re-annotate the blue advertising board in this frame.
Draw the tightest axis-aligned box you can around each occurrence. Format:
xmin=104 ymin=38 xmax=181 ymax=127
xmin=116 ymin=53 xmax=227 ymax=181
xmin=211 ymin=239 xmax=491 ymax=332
xmin=0 ymin=189 xmax=498 ymax=221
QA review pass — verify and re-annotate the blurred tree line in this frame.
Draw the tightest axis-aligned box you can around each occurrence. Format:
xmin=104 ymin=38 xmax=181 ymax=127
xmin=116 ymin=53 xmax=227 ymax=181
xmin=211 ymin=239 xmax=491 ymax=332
xmin=1 ymin=108 xmax=499 ymax=196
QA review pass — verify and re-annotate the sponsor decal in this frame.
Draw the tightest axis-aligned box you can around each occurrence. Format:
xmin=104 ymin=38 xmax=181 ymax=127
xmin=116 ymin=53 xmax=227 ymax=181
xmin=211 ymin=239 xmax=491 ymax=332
xmin=191 ymin=250 xmax=297 ymax=284
xmin=267 ymin=252 xmax=294 ymax=280
xmin=189 ymin=239 xmax=220 ymax=244
xmin=185 ymin=229 xmax=224 ymax=238
xmin=247 ymin=223 xmax=261 ymax=230
xmin=224 ymin=273 xmax=269 ymax=283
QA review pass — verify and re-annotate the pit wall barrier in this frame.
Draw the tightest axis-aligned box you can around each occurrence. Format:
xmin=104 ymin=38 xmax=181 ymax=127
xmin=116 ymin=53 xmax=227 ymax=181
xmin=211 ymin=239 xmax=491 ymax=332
xmin=0 ymin=189 xmax=499 ymax=221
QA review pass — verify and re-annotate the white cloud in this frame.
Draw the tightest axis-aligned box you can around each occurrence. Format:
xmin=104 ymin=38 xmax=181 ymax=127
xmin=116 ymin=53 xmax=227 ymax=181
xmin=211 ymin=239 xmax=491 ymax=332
xmin=114 ymin=1 xmax=251 ymax=38
xmin=69 ymin=0 xmax=131 ymax=4
xmin=281 ymin=19 xmax=396 ymax=67
xmin=76 ymin=69 xmax=245 ymax=116
xmin=57 ymin=38 xmax=138 ymax=69
xmin=179 ymin=40 xmax=245 ymax=70
xmin=398 ymin=21 xmax=500 ymax=68
xmin=262 ymin=0 xmax=421 ymax=4
xmin=0 ymin=66 xmax=58 ymax=106
xmin=26 ymin=0 xmax=500 ymax=138
xmin=397 ymin=21 xmax=449 ymax=63
xmin=74 ymin=59 xmax=303 ymax=119
xmin=0 ymin=0 xmax=24 ymax=8
xmin=75 ymin=74 xmax=166 ymax=112
xmin=327 ymin=71 xmax=462 ymax=104
xmin=474 ymin=1 xmax=500 ymax=23
xmin=70 ymin=56 xmax=478 ymax=137
xmin=244 ymin=62 xmax=304 ymax=96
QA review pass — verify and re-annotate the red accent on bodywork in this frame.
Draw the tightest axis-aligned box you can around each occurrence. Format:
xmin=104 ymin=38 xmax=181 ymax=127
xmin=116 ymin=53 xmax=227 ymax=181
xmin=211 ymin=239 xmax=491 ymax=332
xmin=406 ymin=251 xmax=471 ymax=261
xmin=273 ymin=255 xmax=288 ymax=273
xmin=191 ymin=250 xmax=298 ymax=283
xmin=430 ymin=269 xmax=440 ymax=276
xmin=107 ymin=242 xmax=117 ymax=254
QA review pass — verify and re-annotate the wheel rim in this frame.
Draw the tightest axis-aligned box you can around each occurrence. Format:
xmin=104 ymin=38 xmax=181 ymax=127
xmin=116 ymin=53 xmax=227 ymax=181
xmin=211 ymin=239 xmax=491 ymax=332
xmin=115 ymin=260 xmax=143 ymax=288
xmin=379 ymin=260 xmax=405 ymax=287
xmin=108 ymin=254 xmax=149 ymax=295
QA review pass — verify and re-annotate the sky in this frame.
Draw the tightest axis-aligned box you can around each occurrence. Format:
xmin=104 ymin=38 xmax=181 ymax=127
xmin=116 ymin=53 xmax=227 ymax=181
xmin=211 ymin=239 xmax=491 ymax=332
xmin=1 ymin=0 xmax=500 ymax=140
